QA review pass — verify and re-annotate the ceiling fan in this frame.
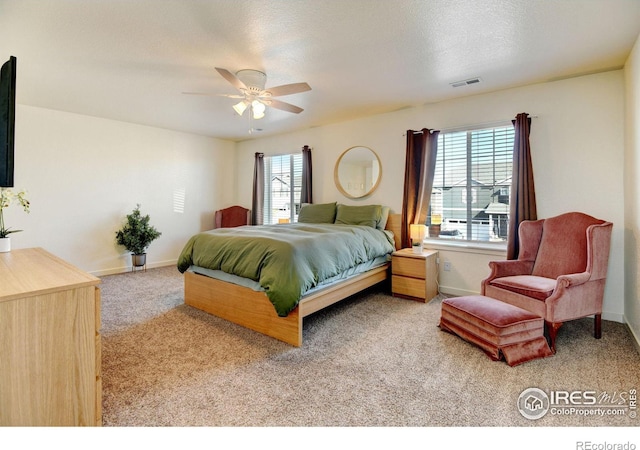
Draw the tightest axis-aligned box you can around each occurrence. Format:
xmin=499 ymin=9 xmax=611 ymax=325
xmin=186 ymin=67 xmax=311 ymax=120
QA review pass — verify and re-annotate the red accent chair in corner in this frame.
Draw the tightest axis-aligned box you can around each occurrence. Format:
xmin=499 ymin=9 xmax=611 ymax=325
xmin=481 ymin=212 xmax=613 ymax=353
xmin=214 ymin=205 xmax=251 ymax=228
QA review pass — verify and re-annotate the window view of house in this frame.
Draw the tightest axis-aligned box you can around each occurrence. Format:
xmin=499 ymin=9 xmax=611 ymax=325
xmin=429 ymin=125 xmax=514 ymax=242
xmin=262 ymin=153 xmax=302 ymax=224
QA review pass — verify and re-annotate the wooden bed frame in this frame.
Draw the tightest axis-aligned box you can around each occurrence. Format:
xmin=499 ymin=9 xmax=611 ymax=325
xmin=184 ymin=214 xmax=402 ymax=346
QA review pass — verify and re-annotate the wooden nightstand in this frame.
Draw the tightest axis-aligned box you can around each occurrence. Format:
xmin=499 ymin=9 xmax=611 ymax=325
xmin=391 ymin=248 xmax=439 ymax=302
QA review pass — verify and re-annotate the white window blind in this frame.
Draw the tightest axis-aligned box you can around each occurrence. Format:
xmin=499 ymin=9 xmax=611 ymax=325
xmin=263 ymin=153 xmax=302 ymax=224
xmin=430 ymin=125 xmax=514 ymax=242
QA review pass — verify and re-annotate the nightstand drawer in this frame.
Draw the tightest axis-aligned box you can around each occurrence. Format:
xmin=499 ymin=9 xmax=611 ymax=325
xmin=392 ymin=275 xmax=426 ymax=298
xmin=392 ymin=255 xmax=426 ymax=279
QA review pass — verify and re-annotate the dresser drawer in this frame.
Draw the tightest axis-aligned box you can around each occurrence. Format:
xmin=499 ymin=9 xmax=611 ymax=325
xmin=95 ymin=376 xmax=102 ymax=426
xmin=95 ymin=287 xmax=101 ymax=332
xmin=392 ymin=275 xmax=425 ymax=299
xmin=94 ymin=286 xmax=102 ymax=426
xmin=392 ymin=255 xmax=426 ymax=279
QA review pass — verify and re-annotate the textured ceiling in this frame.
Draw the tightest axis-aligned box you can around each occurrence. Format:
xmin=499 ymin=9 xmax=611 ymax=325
xmin=1 ymin=0 xmax=639 ymax=141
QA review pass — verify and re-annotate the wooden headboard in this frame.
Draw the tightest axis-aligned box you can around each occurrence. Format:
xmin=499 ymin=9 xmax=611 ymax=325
xmin=385 ymin=213 xmax=402 ymax=250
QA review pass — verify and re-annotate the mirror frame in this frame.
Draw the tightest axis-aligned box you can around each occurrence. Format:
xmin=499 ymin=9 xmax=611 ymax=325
xmin=334 ymin=146 xmax=382 ymax=199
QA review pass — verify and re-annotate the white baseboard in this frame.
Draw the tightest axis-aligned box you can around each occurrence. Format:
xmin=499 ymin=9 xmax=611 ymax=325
xmin=438 ymin=285 xmax=480 ymax=297
xmin=90 ymin=259 xmax=178 ymax=277
xmin=602 ymin=311 xmax=624 ymax=323
xmin=623 ymin=317 xmax=640 ymax=356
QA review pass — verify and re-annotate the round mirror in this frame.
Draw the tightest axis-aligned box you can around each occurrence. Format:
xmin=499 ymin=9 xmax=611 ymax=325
xmin=334 ymin=146 xmax=382 ymax=199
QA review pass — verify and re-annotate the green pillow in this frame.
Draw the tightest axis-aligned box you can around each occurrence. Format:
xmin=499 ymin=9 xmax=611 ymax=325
xmin=297 ymin=202 xmax=337 ymax=223
xmin=335 ymin=204 xmax=382 ymax=228
xmin=377 ymin=206 xmax=390 ymax=230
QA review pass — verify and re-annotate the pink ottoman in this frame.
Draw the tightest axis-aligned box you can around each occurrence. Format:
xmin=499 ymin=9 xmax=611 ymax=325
xmin=439 ymin=295 xmax=553 ymax=366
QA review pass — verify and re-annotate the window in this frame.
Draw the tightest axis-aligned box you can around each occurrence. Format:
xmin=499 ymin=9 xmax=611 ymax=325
xmin=263 ymin=153 xmax=302 ymax=224
xmin=429 ymin=125 xmax=514 ymax=242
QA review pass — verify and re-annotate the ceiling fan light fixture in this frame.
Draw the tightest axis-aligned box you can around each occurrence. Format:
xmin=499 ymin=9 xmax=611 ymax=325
xmin=252 ymin=100 xmax=266 ymax=119
xmin=214 ymin=67 xmax=310 ymax=120
xmin=236 ymin=69 xmax=267 ymax=92
xmin=232 ymin=100 xmax=249 ymax=116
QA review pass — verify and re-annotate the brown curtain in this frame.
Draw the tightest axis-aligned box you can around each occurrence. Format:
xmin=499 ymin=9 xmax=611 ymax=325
xmin=507 ymin=113 xmax=537 ymax=259
xmin=300 ymin=145 xmax=312 ymax=204
xmin=401 ymin=128 xmax=440 ymax=248
xmin=251 ymin=152 xmax=264 ymax=225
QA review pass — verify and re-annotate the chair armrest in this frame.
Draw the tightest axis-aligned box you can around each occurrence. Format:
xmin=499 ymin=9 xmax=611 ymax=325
xmin=556 ymin=271 xmax=591 ymax=289
xmin=481 ymin=260 xmax=534 ymax=295
xmin=486 ymin=259 xmax=535 ymax=279
xmin=546 ymin=271 xmax=604 ymax=322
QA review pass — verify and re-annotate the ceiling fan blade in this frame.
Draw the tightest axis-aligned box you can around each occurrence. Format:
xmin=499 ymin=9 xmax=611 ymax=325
xmin=265 ymin=82 xmax=311 ymax=97
xmin=215 ymin=67 xmax=247 ymax=92
xmin=267 ymin=98 xmax=304 ymax=114
xmin=182 ymin=92 xmax=245 ymax=99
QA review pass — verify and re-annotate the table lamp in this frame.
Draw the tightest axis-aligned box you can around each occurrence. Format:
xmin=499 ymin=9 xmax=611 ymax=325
xmin=410 ymin=224 xmax=427 ymax=253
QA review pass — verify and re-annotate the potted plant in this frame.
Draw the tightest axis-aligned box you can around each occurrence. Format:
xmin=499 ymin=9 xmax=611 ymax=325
xmin=115 ymin=204 xmax=161 ymax=268
xmin=0 ymin=187 xmax=30 ymax=253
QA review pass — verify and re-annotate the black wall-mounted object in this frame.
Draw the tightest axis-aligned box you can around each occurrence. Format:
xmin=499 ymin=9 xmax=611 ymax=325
xmin=0 ymin=56 xmax=16 ymax=187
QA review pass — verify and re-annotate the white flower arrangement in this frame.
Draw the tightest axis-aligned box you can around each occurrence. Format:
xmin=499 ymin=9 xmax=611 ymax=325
xmin=0 ymin=187 xmax=30 ymax=238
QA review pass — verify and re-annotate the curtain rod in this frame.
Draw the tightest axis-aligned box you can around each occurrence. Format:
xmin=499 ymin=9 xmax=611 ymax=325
xmin=257 ymin=146 xmax=311 ymax=158
xmin=404 ymin=115 xmax=538 ymax=136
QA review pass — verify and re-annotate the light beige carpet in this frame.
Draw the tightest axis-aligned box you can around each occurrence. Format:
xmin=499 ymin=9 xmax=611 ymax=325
xmin=100 ymin=266 xmax=639 ymax=427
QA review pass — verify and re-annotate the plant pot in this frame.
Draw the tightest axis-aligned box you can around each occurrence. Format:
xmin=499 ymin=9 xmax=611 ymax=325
xmin=132 ymin=253 xmax=147 ymax=267
xmin=0 ymin=237 xmax=10 ymax=253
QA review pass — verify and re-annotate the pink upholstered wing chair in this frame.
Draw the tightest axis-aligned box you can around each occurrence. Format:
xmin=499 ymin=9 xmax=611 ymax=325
xmin=481 ymin=212 xmax=613 ymax=352
xmin=214 ymin=205 xmax=251 ymax=228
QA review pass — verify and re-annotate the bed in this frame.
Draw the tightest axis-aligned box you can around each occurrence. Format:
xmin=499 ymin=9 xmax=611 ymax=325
xmin=177 ymin=203 xmax=401 ymax=346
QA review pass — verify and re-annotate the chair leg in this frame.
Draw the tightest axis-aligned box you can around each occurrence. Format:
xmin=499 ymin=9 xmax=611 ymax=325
xmin=594 ymin=314 xmax=602 ymax=339
xmin=545 ymin=321 xmax=563 ymax=354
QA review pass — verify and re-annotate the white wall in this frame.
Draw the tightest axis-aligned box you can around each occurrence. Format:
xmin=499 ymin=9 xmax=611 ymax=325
xmin=236 ymin=71 xmax=626 ymax=323
xmin=4 ymin=105 xmax=236 ymax=275
xmin=624 ymin=32 xmax=640 ymax=347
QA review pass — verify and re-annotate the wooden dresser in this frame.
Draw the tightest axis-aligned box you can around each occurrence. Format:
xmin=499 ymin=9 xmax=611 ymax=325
xmin=0 ymin=247 xmax=101 ymax=426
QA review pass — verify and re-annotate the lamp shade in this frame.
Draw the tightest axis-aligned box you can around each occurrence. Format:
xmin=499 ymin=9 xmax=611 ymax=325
xmin=410 ymin=224 xmax=427 ymax=241
xmin=251 ymin=100 xmax=266 ymax=119
xmin=233 ymin=101 xmax=248 ymax=116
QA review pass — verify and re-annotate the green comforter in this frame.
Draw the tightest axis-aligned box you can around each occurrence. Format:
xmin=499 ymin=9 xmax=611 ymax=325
xmin=177 ymin=223 xmax=395 ymax=317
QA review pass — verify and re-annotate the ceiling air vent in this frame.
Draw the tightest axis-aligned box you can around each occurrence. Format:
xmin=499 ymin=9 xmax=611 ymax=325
xmin=450 ymin=77 xmax=481 ymax=88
